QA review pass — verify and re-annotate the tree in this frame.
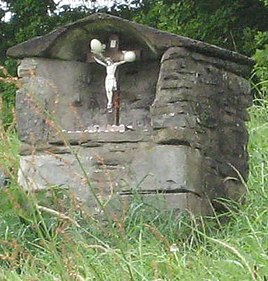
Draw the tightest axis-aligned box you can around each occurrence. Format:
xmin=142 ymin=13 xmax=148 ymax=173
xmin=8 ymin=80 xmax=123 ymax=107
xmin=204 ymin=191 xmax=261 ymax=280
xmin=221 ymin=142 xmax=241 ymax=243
xmin=0 ymin=0 xmax=59 ymax=127
xmin=252 ymin=0 xmax=268 ymax=98
xmin=132 ymin=0 xmax=268 ymax=56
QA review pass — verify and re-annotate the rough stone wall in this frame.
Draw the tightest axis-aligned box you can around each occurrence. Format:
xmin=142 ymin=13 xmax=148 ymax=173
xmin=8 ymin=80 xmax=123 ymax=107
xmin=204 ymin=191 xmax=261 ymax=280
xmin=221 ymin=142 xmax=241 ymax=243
xmin=16 ymin=57 xmax=159 ymax=145
xmin=18 ymin=142 xmax=202 ymax=201
xmin=17 ymin=55 xmax=205 ymax=213
xmin=152 ymin=47 xmax=252 ymax=203
xmin=16 ymin=58 xmax=90 ymax=143
xmin=16 ymin=46 xmax=252 ymax=214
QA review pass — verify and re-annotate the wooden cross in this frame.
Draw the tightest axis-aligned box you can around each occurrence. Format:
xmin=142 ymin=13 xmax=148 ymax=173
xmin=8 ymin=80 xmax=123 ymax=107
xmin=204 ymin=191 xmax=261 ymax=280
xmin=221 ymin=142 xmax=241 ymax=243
xmin=88 ymin=34 xmax=141 ymax=126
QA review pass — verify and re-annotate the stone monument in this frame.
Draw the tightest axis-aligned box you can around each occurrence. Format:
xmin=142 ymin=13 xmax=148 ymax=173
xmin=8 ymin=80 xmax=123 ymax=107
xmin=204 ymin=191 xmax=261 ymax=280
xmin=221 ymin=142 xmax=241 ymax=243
xmin=7 ymin=13 xmax=254 ymax=215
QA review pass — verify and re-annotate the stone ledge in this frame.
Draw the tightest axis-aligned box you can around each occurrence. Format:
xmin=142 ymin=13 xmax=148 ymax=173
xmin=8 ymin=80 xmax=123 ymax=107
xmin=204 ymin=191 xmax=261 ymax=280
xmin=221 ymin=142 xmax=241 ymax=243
xmin=153 ymin=128 xmax=199 ymax=146
xmin=48 ymin=130 xmax=152 ymax=146
xmin=20 ymin=142 xmax=72 ymax=156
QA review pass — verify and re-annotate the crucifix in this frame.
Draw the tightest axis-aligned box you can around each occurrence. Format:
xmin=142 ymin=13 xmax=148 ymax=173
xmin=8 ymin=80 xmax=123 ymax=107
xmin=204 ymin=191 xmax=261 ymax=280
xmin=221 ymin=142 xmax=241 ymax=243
xmin=89 ymin=35 xmax=140 ymax=126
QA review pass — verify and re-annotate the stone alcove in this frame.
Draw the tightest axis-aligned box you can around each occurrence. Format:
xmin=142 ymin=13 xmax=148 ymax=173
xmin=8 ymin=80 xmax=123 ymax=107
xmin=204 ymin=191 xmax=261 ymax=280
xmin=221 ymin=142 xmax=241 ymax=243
xmin=14 ymin=17 xmax=161 ymax=141
xmin=7 ymin=13 xmax=254 ymax=214
xmin=16 ymin=56 xmax=159 ymax=137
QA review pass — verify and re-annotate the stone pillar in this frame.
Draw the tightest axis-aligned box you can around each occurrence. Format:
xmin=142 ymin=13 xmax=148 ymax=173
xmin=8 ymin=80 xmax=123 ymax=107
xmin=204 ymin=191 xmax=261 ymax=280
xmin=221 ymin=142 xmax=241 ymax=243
xmin=151 ymin=47 xmax=252 ymax=205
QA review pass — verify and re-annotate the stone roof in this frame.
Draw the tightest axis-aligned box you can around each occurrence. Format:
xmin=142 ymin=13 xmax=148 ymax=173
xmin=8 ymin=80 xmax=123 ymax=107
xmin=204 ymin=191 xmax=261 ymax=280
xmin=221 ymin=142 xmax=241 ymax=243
xmin=7 ymin=13 xmax=254 ymax=66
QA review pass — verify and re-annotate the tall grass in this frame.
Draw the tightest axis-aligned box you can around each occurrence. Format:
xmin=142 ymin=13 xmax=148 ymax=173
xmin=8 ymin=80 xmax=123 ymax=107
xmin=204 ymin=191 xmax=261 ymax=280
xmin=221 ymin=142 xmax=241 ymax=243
xmin=0 ymin=98 xmax=267 ymax=281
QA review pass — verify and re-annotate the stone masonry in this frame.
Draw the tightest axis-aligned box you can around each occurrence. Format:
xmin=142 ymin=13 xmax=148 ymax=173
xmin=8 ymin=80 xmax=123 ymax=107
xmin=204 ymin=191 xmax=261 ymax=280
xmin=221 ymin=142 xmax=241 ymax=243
xmin=7 ymin=13 xmax=254 ymax=215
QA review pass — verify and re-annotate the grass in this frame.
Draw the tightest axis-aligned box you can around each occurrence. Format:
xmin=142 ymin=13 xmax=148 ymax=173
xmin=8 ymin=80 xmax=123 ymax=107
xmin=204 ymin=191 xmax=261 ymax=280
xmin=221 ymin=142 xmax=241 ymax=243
xmin=0 ymin=98 xmax=267 ymax=281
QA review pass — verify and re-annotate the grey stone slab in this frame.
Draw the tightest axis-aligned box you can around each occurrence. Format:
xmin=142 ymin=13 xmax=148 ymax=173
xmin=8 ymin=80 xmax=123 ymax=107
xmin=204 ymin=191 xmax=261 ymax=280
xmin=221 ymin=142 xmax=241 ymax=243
xmin=18 ymin=154 xmax=96 ymax=205
xmin=129 ymin=145 xmax=202 ymax=193
xmin=19 ymin=142 xmax=72 ymax=156
xmin=107 ymin=193 xmax=212 ymax=216
xmin=150 ymin=101 xmax=191 ymax=116
xmin=153 ymin=128 xmax=199 ymax=146
xmin=48 ymin=131 xmax=152 ymax=148
xmin=151 ymin=114 xmax=197 ymax=129
xmin=18 ymin=144 xmax=203 ymax=203
xmin=154 ymin=89 xmax=196 ymax=104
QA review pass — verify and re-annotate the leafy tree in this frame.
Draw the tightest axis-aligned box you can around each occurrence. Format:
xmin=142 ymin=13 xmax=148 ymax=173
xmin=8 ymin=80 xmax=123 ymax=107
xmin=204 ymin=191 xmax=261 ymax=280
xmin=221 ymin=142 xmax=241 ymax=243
xmin=132 ymin=0 xmax=268 ymax=56
xmin=1 ymin=0 xmax=55 ymax=65
xmin=252 ymin=0 xmax=268 ymax=98
xmin=0 ymin=0 xmax=55 ymax=126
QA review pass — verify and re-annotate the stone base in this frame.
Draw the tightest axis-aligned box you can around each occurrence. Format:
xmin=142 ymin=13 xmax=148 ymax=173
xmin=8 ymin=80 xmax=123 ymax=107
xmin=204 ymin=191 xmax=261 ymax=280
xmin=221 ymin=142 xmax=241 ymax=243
xmin=17 ymin=144 xmax=211 ymax=215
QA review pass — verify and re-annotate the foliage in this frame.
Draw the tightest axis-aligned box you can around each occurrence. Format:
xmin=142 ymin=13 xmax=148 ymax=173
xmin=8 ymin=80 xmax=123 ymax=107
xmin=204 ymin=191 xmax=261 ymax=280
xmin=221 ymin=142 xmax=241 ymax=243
xmin=0 ymin=63 xmax=18 ymax=127
xmin=0 ymin=81 xmax=16 ymax=128
xmin=251 ymin=0 xmax=268 ymax=98
xmin=253 ymin=43 xmax=268 ymax=98
xmin=0 ymin=99 xmax=267 ymax=279
xmin=132 ymin=0 xmax=268 ymax=56
xmin=1 ymin=1 xmax=51 ymax=63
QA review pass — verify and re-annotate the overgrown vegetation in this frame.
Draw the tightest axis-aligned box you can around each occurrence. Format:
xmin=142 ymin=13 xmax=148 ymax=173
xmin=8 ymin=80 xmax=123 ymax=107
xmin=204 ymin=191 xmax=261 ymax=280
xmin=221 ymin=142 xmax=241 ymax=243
xmin=0 ymin=98 xmax=267 ymax=280
xmin=0 ymin=0 xmax=267 ymax=280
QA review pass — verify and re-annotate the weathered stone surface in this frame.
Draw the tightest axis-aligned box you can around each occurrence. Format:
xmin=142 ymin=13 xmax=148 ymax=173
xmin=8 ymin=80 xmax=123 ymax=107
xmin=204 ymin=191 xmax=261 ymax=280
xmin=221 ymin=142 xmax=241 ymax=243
xmin=16 ymin=88 xmax=50 ymax=144
xmin=151 ymin=114 xmax=197 ymax=130
xmin=16 ymin=58 xmax=91 ymax=143
xmin=20 ymin=142 xmax=71 ymax=156
xmin=222 ymin=178 xmax=247 ymax=202
xmin=153 ymin=128 xmax=199 ymax=146
xmin=153 ymin=46 xmax=252 ymax=202
xmin=107 ymin=192 xmax=212 ymax=216
xmin=150 ymin=101 xmax=191 ymax=116
xmin=11 ymin=14 xmax=253 ymax=214
xmin=18 ymin=144 xmax=203 ymax=202
xmin=129 ymin=145 xmax=202 ymax=192
xmin=153 ymin=88 xmax=196 ymax=104
xmin=16 ymin=57 xmax=159 ymax=144
xmin=49 ymin=130 xmax=152 ymax=146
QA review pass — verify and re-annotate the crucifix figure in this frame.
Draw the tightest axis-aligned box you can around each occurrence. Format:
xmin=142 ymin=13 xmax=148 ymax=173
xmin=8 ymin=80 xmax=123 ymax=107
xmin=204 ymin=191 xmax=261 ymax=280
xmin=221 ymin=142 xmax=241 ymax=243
xmin=89 ymin=35 xmax=138 ymax=125
xmin=93 ymin=56 xmax=127 ymax=111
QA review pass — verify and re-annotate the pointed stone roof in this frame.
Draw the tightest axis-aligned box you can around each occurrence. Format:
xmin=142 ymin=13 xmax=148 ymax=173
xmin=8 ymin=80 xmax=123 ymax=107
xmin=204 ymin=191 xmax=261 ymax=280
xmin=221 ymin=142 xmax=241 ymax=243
xmin=7 ymin=13 xmax=254 ymax=66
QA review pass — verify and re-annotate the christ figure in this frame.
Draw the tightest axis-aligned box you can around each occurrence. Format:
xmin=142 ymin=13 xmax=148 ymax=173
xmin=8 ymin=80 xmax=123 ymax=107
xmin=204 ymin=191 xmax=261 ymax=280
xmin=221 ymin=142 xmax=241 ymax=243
xmin=93 ymin=56 xmax=126 ymax=111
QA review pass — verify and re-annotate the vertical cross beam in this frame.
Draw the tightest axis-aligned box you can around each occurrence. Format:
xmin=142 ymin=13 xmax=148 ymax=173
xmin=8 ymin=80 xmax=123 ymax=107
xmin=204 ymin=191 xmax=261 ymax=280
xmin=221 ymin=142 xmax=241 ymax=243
xmin=108 ymin=35 xmax=121 ymax=126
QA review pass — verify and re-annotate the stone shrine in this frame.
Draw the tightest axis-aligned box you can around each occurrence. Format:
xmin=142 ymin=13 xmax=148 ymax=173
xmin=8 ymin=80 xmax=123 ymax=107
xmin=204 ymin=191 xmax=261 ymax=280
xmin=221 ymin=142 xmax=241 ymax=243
xmin=7 ymin=13 xmax=254 ymax=214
